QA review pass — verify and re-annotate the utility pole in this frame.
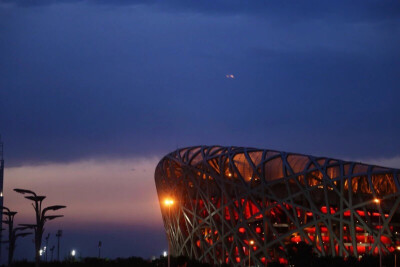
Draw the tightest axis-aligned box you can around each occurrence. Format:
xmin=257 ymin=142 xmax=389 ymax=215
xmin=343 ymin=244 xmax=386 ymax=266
xmin=98 ymin=241 xmax=102 ymax=258
xmin=50 ymin=246 xmax=55 ymax=262
xmin=56 ymin=230 xmax=62 ymax=261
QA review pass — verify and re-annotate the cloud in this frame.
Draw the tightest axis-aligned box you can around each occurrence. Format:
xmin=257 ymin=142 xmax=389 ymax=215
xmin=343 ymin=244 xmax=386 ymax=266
xmin=2 ymin=0 xmax=400 ymax=23
xmin=3 ymin=156 xmax=170 ymax=259
xmin=361 ymin=156 xmax=400 ymax=170
xmin=3 ymin=156 xmax=163 ymax=227
xmin=1 ymin=0 xmax=399 ymax=166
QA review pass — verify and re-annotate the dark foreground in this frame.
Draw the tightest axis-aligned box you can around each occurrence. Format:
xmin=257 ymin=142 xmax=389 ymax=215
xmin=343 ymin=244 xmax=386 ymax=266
xmin=7 ymin=254 xmax=393 ymax=267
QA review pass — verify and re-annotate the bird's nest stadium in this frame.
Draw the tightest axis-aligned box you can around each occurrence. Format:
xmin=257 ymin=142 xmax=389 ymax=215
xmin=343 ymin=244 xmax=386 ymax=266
xmin=155 ymin=146 xmax=400 ymax=265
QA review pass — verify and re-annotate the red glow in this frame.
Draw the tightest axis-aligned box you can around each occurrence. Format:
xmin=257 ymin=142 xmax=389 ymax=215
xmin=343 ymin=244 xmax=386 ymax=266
xmin=321 ymin=206 xmax=336 ymax=214
xmin=279 ymin=258 xmax=288 ymax=264
xmin=291 ymin=236 xmax=302 ymax=242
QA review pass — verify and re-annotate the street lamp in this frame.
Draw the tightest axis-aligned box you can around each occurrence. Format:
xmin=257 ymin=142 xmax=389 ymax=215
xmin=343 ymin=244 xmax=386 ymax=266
xmin=71 ymin=249 xmax=76 ymax=257
xmin=56 ymin=230 xmax=63 ymax=261
xmin=2 ymin=206 xmax=32 ymax=266
xmin=98 ymin=241 xmax=102 ymax=258
xmin=395 ymin=246 xmax=400 ymax=267
xmin=14 ymin=188 xmax=66 ymax=267
xmin=45 ymin=233 xmax=50 ymax=262
xmin=374 ymin=198 xmax=382 ymax=267
xmin=249 ymin=240 xmax=254 ymax=267
xmin=50 ymin=246 xmax=55 ymax=261
xmin=164 ymin=198 xmax=174 ymax=267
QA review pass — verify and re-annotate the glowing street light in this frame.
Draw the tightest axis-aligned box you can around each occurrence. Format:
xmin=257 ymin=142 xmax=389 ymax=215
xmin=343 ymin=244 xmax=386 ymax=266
xmin=249 ymin=240 xmax=254 ymax=267
xmin=163 ymin=198 xmax=174 ymax=267
xmin=374 ymin=198 xmax=382 ymax=267
xmin=164 ymin=199 xmax=174 ymax=206
xmin=163 ymin=251 xmax=167 ymax=257
xmin=395 ymin=246 xmax=400 ymax=267
xmin=71 ymin=249 xmax=76 ymax=257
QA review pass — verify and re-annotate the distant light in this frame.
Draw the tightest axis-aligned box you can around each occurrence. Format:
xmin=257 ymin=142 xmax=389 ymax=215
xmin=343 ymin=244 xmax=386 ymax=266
xmin=44 ymin=246 xmax=47 ymax=251
xmin=397 ymin=246 xmax=400 ymax=251
xmin=249 ymin=240 xmax=255 ymax=246
xmin=39 ymin=249 xmax=43 ymax=256
xmin=71 ymin=249 xmax=76 ymax=257
xmin=226 ymin=74 xmax=235 ymax=79
xmin=374 ymin=198 xmax=380 ymax=204
xmin=163 ymin=251 xmax=167 ymax=257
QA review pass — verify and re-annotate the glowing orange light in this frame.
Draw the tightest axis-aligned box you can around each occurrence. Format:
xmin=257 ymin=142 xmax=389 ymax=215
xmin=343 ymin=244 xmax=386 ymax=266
xmin=396 ymin=246 xmax=400 ymax=251
xmin=374 ymin=198 xmax=380 ymax=204
xmin=164 ymin=199 xmax=174 ymax=206
xmin=249 ymin=240 xmax=254 ymax=246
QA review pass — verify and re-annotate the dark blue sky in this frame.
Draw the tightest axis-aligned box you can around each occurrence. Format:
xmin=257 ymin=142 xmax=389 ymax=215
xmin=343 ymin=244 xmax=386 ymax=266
xmin=1 ymin=0 xmax=400 ymax=261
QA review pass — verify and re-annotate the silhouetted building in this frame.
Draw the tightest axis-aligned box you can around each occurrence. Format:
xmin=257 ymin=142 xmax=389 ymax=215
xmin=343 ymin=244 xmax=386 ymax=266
xmin=155 ymin=146 xmax=400 ymax=266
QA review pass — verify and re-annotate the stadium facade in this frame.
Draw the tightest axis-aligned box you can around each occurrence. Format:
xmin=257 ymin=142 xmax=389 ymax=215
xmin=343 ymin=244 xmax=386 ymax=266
xmin=155 ymin=146 xmax=400 ymax=265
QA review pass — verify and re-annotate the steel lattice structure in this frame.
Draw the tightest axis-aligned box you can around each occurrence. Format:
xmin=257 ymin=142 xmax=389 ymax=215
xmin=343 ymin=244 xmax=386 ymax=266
xmin=155 ymin=146 xmax=400 ymax=266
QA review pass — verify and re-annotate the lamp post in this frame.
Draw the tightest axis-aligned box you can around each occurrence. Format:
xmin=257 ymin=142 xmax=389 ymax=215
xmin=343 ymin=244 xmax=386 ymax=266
xmin=249 ymin=240 xmax=254 ymax=267
xmin=2 ymin=206 xmax=32 ymax=266
xmin=98 ymin=241 xmax=102 ymax=258
xmin=164 ymin=198 xmax=174 ymax=267
xmin=395 ymin=246 xmax=400 ymax=267
xmin=45 ymin=233 xmax=50 ymax=262
xmin=14 ymin=188 xmax=66 ymax=267
xmin=50 ymin=246 xmax=55 ymax=262
xmin=56 ymin=230 xmax=62 ymax=261
xmin=374 ymin=198 xmax=382 ymax=267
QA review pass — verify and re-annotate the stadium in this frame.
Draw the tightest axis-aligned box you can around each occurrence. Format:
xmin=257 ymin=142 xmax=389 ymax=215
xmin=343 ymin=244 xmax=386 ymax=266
xmin=154 ymin=146 xmax=400 ymax=265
